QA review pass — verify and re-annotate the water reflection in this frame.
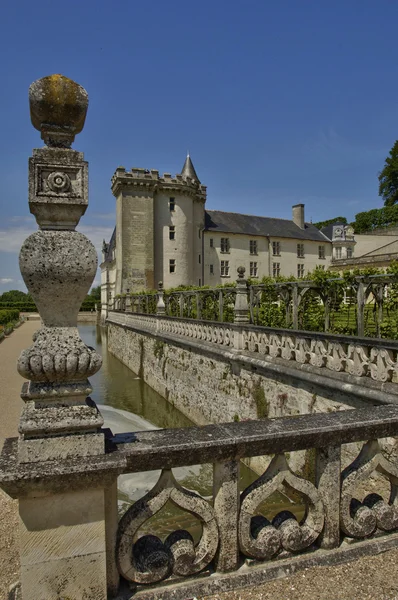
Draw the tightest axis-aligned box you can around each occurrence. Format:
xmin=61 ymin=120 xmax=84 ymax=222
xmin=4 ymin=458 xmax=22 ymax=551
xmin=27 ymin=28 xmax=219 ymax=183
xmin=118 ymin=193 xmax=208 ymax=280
xmin=78 ymin=325 xmax=303 ymax=540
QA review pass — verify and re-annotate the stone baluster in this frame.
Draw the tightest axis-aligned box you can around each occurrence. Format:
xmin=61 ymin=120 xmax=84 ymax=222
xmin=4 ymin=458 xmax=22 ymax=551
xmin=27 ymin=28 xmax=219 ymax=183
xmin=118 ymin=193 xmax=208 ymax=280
xmin=234 ymin=266 xmax=249 ymax=324
xmin=196 ymin=291 xmax=202 ymax=320
xmin=291 ymin=283 xmax=299 ymax=330
xmin=8 ymin=75 xmax=117 ymax=599
xmin=315 ymin=445 xmax=341 ymax=548
xmin=219 ymin=289 xmax=224 ymax=322
xmin=156 ymin=281 xmax=166 ymax=315
xmin=356 ymin=278 xmax=365 ymax=337
xmin=125 ymin=288 xmax=131 ymax=312
xmin=213 ymin=460 xmax=240 ymax=572
xmin=249 ymin=285 xmax=255 ymax=324
xmin=375 ymin=283 xmax=385 ymax=338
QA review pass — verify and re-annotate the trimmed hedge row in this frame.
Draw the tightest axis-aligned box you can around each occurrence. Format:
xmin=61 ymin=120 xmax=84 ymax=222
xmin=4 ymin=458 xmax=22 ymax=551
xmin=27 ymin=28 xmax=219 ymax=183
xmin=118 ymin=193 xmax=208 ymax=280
xmin=0 ymin=301 xmax=98 ymax=313
xmin=0 ymin=309 xmax=20 ymax=325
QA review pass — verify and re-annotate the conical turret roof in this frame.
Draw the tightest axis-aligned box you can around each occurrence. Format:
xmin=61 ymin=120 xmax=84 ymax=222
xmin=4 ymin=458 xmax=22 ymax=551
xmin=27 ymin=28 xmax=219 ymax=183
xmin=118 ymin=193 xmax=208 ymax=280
xmin=181 ymin=153 xmax=200 ymax=183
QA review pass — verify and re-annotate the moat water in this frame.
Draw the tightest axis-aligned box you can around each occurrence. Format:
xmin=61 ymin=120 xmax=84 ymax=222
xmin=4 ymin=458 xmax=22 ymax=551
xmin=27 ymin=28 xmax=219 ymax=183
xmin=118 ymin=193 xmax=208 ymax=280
xmin=78 ymin=324 xmax=303 ymax=541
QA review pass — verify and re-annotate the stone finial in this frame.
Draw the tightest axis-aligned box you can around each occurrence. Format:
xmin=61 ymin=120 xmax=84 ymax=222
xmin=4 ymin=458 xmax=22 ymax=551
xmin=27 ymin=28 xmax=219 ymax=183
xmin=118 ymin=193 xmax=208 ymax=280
xmin=237 ymin=266 xmax=246 ymax=279
xmin=28 ymin=77 xmax=89 ymax=230
xmin=29 ymin=74 xmax=88 ymax=148
xmin=234 ymin=267 xmax=249 ymax=324
xmin=157 ymin=282 xmax=166 ymax=315
xmin=17 ymin=75 xmax=103 ymax=462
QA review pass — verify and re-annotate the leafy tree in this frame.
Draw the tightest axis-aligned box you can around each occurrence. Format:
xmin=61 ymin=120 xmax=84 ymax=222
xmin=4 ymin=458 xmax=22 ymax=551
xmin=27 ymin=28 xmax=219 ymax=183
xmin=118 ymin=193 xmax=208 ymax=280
xmin=88 ymin=285 xmax=101 ymax=301
xmin=313 ymin=216 xmax=347 ymax=230
xmin=353 ymin=205 xmax=398 ymax=233
xmin=0 ymin=290 xmax=30 ymax=303
xmin=379 ymin=140 xmax=398 ymax=206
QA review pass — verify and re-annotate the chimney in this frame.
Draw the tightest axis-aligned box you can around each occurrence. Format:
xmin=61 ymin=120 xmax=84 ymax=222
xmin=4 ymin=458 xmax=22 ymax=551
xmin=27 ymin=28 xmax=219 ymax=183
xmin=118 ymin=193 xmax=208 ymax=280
xmin=292 ymin=204 xmax=305 ymax=229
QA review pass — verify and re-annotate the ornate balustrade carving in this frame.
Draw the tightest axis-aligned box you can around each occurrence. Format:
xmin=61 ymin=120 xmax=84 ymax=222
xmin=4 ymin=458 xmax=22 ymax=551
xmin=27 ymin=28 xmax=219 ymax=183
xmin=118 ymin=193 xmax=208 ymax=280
xmin=108 ymin=311 xmax=398 ymax=382
xmin=107 ymin=406 xmax=398 ymax=594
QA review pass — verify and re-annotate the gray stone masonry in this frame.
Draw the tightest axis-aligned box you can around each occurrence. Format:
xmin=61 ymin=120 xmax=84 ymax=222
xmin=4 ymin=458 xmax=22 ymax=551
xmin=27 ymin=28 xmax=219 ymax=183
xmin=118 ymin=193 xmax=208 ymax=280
xmin=0 ymin=74 xmax=115 ymax=600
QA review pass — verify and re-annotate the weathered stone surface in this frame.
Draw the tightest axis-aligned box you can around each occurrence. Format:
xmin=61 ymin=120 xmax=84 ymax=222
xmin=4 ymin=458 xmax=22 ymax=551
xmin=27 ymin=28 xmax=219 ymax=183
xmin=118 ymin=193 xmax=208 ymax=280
xmin=19 ymin=232 xmax=98 ymax=327
xmin=29 ymin=74 xmax=88 ymax=148
xmin=234 ymin=267 xmax=249 ymax=325
xmin=115 ymin=534 xmax=398 ymax=600
xmin=18 ymin=487 xmax=107 ymax=600
xmin=116 ymin=469 xmax=219 ymax=584
xmin=315 ymin=445 xmax=341 ymax=548
xmin=28 ymin=147 xmax=88 ymax=230
xmin=0 ymin=74 xmax=110 ymax=600
xmin=0 ymin=437 xmax=123 ymax=498
xmin=213 ymin=460 xmax=240 ymax=572
xmin=239 ymin=454 xmax=324 ymax=559
xmin=341 ymin=439 xmax=398 ymax=538
xmin=17 ymin=432 xmax=104 ymax=463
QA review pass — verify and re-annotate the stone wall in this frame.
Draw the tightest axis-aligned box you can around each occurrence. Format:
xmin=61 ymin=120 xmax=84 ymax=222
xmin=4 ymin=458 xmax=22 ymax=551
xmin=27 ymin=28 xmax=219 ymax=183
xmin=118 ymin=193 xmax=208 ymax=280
xmin=107 ymin=320 xmax=397 ymax=473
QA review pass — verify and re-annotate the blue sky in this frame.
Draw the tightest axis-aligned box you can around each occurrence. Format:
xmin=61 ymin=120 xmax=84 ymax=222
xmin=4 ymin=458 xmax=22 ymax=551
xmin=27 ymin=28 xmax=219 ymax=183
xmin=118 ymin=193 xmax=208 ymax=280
xmin=1 ymin=0 xmax=398 ymax=292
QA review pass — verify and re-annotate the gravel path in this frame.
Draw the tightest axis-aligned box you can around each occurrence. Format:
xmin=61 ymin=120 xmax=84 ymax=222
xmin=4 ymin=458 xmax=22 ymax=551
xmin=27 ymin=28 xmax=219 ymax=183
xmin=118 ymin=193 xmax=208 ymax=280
xmin=1 ymin=320 xmax=398 ymax=600
xmin=0 ymin=320 xmax=39 ymax=599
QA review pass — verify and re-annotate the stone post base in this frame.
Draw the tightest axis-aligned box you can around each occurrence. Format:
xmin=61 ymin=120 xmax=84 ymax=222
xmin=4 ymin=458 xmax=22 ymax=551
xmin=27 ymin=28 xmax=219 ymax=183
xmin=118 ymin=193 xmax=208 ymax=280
xmin=19 ymin=487 xmax=108 ymax=600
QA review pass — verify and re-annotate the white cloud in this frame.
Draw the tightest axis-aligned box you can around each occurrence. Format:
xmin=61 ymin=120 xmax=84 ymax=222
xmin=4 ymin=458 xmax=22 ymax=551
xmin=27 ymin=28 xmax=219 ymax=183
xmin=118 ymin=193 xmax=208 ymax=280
xmin=0 ymin=223 xmax=114 ymax=255
xmin=0 ymin=278 xmax=14 ymax=284
xmin=0 ymin=227 xmax=36 ymax=253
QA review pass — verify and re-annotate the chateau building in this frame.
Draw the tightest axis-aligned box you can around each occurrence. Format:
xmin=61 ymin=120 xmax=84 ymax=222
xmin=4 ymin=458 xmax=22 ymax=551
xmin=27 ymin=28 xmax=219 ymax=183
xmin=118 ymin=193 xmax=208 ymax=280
xmin=101 ymin=155 xmax=334 ymax=309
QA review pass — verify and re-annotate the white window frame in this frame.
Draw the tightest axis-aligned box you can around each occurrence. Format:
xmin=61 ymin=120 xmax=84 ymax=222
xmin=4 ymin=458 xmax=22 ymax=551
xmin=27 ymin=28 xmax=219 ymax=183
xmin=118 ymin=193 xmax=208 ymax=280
xmin=220 ymin=260 xmax=230 ymax=276
xmin=272 ymin=241 xmax=280 ymax=256
xmin=221 ymin=238 xmax=230 ymax=253
xmin=250 ymin=240 xmax=258 ymax=255
xmin=250 ymin=261 xmax=258 ymax=277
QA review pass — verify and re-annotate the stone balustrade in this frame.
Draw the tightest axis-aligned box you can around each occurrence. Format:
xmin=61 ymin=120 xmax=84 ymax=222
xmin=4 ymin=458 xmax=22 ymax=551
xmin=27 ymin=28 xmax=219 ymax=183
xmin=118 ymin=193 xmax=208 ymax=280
xmin=108 ymin=311 xmax=398 ymax=383
xmin=2 ymin=406 xmax=398 ymax=599
xmin=3 ymin=73 xmax=398 ymax=600
xmin=119 ymin=273 xmax=398 ymax=337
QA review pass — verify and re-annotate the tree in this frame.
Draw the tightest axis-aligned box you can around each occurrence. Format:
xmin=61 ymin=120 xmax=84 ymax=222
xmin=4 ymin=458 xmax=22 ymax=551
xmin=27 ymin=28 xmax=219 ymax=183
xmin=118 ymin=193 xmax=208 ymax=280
xmin=313 ymin=216 xmax=347 ymax=230
xmin=0 ymin=290 xmax=30 ymax=303
xmin=88 ymin=285 xmax=101 ymax=301
xmin=379 ymin=140 xmax=398 ymax=206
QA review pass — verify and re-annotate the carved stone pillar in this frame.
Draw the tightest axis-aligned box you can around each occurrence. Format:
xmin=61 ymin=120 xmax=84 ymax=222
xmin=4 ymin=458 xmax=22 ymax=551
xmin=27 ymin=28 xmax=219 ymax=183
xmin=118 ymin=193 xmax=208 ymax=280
xmin=125 ymin=288 xmax=131 ymax=311
xmin=4 ymin=74 xmax=115 ymax=600
xmin=156 ymin=281 xmax=166 ymax=315
xmin=234 ymin=266 xmax=249 ymax=324
xmin=17 ymin=75 xmax=104 ymax=462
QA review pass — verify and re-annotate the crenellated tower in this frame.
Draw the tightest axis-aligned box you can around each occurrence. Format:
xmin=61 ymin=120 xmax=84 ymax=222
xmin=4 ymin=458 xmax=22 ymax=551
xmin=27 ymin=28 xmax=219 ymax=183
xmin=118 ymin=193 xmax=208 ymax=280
xmin=110 ymin=155 xmax=207 ymax=293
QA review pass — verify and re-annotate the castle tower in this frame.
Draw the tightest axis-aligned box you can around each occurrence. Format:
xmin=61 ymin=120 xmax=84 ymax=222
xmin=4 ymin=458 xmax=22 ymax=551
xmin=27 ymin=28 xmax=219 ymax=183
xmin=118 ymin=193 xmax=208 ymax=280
xmin=110 ymin=155 xmax=206 ymax=293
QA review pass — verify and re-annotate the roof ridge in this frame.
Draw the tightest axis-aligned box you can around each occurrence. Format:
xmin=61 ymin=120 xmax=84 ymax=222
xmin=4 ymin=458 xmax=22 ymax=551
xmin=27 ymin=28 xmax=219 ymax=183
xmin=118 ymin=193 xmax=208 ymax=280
xmin=206 ymin=209 xmax=303 ymax=223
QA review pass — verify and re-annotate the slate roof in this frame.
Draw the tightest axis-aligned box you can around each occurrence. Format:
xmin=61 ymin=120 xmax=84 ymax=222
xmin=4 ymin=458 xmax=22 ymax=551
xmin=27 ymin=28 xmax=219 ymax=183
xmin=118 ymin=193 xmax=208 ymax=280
xmin=181 ymin=154 xmax=200 ymax=183
xmin=320 ymin=222 xmax=345 ymax=241
xmin=205 ymin=210 xmax=330 ymax=242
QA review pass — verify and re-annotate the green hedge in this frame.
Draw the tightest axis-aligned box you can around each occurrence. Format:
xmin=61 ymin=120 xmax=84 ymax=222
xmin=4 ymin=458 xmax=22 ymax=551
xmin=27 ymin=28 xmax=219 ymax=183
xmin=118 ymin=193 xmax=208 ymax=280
xmin=0 ymin=309 xmax=20 ymax=325
xmin=0 ymin=300 xmax=98 ymax=313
